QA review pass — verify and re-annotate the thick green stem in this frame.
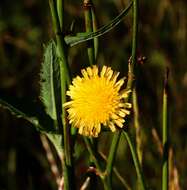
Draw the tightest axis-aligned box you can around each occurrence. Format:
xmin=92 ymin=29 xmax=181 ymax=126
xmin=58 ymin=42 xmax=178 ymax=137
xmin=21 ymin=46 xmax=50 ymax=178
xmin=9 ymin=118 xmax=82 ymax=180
xmin=49 ymin=0 xmax=71 ymax=85
xmin=123 ymin=131 xmax=146 ymax=190
xmin=105 ymin=131 xmax=121 ymax=189
xmin=49 ymin=0 xmax=74 ymax=189
xmin=162 ymin=69 xmax=169 ymax=190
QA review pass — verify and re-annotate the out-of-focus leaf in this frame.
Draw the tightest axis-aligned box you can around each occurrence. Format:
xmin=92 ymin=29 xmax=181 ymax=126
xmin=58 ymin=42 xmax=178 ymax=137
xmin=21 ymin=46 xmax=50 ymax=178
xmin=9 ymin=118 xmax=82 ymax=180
xmin=0 ymin=98 xmax=39 ymax=126
xmin=64 ymin=1 xmax=132 ymax=46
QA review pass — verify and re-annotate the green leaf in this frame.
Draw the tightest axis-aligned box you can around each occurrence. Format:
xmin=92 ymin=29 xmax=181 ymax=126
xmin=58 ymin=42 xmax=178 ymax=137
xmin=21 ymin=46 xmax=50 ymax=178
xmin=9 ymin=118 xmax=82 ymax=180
xmin=40 ymin=41 xmax=61 ymax=121
xmin=0 ymin=98 xmax=39 ymax=127
xmin=0 ymin=97 xmax=58 ymax=134
xmin=64 ymin=1 xmax=132 ymax=46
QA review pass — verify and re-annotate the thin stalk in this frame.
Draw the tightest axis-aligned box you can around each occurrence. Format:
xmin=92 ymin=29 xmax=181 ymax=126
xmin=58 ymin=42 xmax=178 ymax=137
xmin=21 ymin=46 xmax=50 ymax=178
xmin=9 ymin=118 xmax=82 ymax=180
xmin=123 ymin=131 xmax=146 ymax=190
xmin=84 ymin=0 xmax=95 ymax=65
xmin=91 ymin=7 xmax=99 ymax=59
xmin=162 ymin=69 xmax=169 ymax=190
xmin=56 ymin=0 xmax=64 ymax=30
xmin=61 ymin=67 xmax=75 ymax=190
xmin=113 ymin=167 xmax=131 ymax=190
xmin=99 ymin=151 xmax=131 ymax=190
xmin=84 ymin=137 xmax=102 ymax=173
xmin=84 ymin=138 xmax=110 ymax=189
xmin=105 ymin=131 xmax=121 ymax=189
xmin=127 ymin=0 xmax=138 ymax=90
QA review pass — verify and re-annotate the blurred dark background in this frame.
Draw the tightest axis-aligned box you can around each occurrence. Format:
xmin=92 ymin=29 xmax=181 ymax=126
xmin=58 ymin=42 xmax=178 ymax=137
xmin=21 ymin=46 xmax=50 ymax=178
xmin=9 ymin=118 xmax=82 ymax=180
xmin=0 ymin=0 xmax=186 ymax=189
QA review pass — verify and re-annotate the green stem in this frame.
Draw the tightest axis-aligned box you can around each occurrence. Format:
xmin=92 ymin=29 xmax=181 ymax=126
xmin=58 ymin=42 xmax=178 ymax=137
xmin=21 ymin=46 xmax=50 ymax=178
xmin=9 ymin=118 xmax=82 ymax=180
xmin=56 ymin=0 xmax=64 ymax=30
xmin=162 ymin=69 xmax=169 ymax=190
xmin=123 ymin=131 xmax=146 ymax=190
xmin=65 ymin=1 xmax=132 ymax=46
xmin=91 ymin=7 xmax=99 ymax=59
xmin=84 ymin=0 xmax=95 ymax=65
xmin=49 ymin=0 xmax=71 ymax=85
xmin=49 ymin=1 xmax=74 ymax=189
xmin=84 ymin=137 xmax=102 ymax=173
xmin=99 ymin=151 xmax=131 ymax=190
xmin=102 ymin=180 xmax=111 ymax=190
xmin=127 ymin=0 xmax=138 ymax=90
xmin=84 ymin=137 xmax=112 ymax=189
xmin=105 ymin=131 xmax=121 ymax=189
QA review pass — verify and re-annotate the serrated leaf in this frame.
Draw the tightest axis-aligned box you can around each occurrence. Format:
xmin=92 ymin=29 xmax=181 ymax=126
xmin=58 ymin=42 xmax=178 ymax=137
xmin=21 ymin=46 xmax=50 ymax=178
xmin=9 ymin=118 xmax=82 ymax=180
xmin=64 ymin=1 xmax=132 ymax=46
xmin=40 ymin=41 xmax=61 ymax=121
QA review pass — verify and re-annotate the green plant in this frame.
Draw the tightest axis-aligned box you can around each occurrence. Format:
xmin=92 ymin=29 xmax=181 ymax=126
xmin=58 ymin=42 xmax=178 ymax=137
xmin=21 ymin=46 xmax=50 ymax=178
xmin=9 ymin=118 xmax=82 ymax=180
xmin=0 ymin=0 xmax=175 ymax=190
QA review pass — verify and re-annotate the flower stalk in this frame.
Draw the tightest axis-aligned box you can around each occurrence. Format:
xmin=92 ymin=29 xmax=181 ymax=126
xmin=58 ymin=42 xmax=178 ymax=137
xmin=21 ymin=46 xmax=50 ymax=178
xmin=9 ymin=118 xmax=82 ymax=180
xmin=49 ymin=0 xmax=74 ymax=189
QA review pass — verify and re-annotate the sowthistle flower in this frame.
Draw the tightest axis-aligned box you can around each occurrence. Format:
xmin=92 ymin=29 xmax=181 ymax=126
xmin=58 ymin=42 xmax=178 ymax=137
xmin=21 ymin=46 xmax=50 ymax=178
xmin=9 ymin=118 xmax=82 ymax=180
xmin=64 ymin=65 xmax=131 ymax=137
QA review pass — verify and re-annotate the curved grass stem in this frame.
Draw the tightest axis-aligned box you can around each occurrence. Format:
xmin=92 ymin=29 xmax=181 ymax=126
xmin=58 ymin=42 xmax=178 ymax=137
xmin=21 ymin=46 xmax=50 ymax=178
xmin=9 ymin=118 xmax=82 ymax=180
xmin=123 ymin=131 xmax=146 ymax=190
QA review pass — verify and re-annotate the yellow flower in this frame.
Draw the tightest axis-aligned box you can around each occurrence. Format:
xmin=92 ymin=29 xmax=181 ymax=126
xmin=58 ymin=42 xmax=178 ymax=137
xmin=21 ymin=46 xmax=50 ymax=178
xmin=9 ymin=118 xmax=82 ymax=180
xmin=64 ymin=65 xmax=131 ymax=137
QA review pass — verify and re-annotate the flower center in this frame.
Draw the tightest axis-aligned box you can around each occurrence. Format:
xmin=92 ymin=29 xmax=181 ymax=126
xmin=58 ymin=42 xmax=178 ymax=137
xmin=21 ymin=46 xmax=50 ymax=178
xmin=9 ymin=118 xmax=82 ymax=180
xmin=73 ymin=77 xmax=119 ymax=124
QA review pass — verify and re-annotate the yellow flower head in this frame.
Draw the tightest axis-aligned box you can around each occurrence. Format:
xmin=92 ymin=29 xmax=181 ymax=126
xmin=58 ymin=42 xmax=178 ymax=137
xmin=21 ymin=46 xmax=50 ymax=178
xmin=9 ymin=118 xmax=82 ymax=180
xmin=64 ymin=65 xmax=131 ymax=137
